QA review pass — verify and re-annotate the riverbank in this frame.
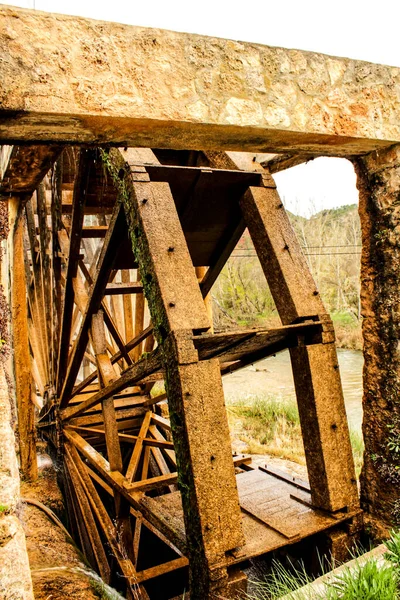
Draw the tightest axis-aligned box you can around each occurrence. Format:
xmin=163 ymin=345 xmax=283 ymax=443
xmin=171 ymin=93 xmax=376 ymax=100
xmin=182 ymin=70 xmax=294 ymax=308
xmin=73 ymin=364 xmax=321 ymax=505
xmin=331 ymin=313 xmax=362 ymax=351
xmin=223 ymin=347 xmax=364 ymax=474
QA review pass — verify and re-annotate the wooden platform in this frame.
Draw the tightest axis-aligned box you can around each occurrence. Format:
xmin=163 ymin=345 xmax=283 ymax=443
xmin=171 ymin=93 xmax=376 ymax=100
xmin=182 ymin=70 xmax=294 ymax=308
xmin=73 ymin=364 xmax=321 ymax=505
xmin=140 ymin=466 xmax=361 ymax=567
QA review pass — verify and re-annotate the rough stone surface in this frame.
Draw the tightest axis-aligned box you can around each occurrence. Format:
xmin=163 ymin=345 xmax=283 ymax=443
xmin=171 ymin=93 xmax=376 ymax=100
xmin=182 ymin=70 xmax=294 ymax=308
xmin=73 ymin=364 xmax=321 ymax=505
xmin=0 ymin=515 xmax=34 ymax=600
xmin=353 ymin=144 xmax=400 ymax=532
xmin=0 ymin=362 xmax=19 ymax=513
xmin=0 ymin=6 xmax=400 ymax=154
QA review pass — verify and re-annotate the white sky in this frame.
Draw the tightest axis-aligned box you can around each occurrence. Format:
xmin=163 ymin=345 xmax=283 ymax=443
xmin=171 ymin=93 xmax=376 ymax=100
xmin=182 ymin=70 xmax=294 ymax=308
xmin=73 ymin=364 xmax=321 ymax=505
xmin=3 ymin=0 xmax=399 ymax=215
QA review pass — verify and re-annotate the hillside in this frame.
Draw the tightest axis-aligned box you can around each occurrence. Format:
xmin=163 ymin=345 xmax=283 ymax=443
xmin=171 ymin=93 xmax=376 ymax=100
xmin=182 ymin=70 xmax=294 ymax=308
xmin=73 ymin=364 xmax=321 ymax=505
xmin=213 ymin=204 xmax=362 ymax=349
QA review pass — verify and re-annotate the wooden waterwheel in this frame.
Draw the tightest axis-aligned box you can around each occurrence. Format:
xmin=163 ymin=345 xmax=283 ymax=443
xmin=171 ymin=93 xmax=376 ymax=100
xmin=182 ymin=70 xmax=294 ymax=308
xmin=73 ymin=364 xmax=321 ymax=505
xmin=20 ymin=146 xmax=360 ymax=599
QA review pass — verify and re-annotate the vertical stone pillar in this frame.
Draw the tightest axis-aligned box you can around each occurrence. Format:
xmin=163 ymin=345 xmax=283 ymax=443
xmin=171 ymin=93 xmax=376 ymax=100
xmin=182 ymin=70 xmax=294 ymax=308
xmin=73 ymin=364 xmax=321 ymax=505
xmin=353 ymin=145 xmax=400 ymax=533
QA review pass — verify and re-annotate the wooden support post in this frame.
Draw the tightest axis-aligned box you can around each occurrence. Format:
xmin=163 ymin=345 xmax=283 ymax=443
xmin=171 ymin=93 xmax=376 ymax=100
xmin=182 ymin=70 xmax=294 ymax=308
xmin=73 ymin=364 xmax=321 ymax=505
xmin=132 ymin=271 xmax=145 ymax=361
xmin=196 ymin=266 xmax=213 ymax=333
xmin=91 ymin=310 xmax=134 ymax=559
xmin=57 ymin=149 xmax=92 ymax=394
xmin=121 ymin=270 xmax=134 ymax=344
xmin=114 ymin=153 xmax=244 ymax=598
xmin=59 ymin=200 xmax=126 ymax=407
xmin=240 ymin=178 xmax=358 ymax=512
xmin=10 ymin=198 xmax=37 ymax=481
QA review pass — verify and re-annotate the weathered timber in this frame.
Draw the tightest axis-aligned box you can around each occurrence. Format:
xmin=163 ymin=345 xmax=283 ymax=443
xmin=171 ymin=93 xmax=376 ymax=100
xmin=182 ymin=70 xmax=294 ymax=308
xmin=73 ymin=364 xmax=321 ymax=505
xmin=240 ymin=180 xmax=358 ymax=512
xmin=0 ymin=144 xmax=62 ymax=197
xmin=65 ymin=444 xmax=143 ymax=597
xmin=193 ymin=321 xmax=323 ymax=363
xmin=62 ymin=349 xmax=162 ymax=420
xmin=111 ymin=149 xmax=245 ymax=598
xmin=125 ymin=410 xmax=152 ymax=482
xmin=132 ymin=272 xmax=145 ymax=361
xmin=57 ymin=149 xmax=93 ymax=394
xmin=105 ymin=281 xmax=143 ymax=295
xmin=10 ymin=199 xmax=37 ymax=480
xmin=59 ymin=200 xmax=126 ymax=407
xmin=64 ymin=450 xmax=111 ymax=581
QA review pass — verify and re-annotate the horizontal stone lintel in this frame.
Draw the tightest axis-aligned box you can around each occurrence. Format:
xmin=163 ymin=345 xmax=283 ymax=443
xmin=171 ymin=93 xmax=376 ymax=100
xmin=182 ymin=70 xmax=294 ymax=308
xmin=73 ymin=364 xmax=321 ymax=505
xmin=1 ymin=6 xmax=400 ymax=155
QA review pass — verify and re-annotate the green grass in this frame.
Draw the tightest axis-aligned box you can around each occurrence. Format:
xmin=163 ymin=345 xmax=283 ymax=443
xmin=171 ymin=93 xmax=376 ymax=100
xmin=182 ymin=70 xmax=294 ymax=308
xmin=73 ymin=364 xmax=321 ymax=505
xmin=247 ymin=532 xmax=400 ymax=600
xmin=331 ymin=312 xmax=358 ymax=327
xmin=227 ymin=395 xmax=364 ymax=472
xmin=227 ymin=395 xmax=305 ymax=463
xmin=385 ymin=530 xmax=400 ymax=568
xmin=349 ymin=428 xmax=364 ymax=476
xmin=326 ymin=560 xmax=399 ymax=600
xmin=246 ymin=558 xmax=314 ymax=599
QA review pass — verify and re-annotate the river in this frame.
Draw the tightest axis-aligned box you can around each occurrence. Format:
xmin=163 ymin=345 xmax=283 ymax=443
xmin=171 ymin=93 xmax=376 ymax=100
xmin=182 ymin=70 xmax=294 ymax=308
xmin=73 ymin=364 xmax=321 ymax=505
xmin=223 ymin=348 xmax=364 ymax=433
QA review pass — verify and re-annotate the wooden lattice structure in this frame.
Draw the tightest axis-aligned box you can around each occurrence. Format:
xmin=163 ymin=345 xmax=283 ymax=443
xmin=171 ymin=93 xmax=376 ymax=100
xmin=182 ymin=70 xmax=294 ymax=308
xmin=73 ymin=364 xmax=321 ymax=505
xmin=9 ymin=145 xmax=360 ymax=599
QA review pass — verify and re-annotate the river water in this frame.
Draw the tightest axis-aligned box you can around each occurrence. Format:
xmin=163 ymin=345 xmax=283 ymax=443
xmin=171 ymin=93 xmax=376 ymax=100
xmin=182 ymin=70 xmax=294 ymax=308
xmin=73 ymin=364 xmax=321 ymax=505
xmin=223 ymin=348 xmax=364 ymax=433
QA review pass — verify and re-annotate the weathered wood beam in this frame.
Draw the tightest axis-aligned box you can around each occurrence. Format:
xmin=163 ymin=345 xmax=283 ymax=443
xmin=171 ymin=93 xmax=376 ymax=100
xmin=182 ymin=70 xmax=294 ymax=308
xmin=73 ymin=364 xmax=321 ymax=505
xmin=57 ymin=149 xmax=93 ymax=394
xmin=240 ymin=175 xmax=359 ymax=512
xmin=112 ymin=150 xmax=245 ymax=597
xmin=0 ymin=145 xmax=62 ymax=197
xmin=105 ymin=281 xmax=143 ymax=295
xmin=10 ymin=198 xmax=37 ymax=481
xmin=260 ymin=152 xmax=316 ymax=173
xmin=64 ymin=443 xmax=144 ymax=597
xmin=59 ymin=200 xmax=126 ymax=407
xmin=71 ymin=325 xmax=153 ymax=397
xmin=62 ymin=348 xmax=162 ymax=420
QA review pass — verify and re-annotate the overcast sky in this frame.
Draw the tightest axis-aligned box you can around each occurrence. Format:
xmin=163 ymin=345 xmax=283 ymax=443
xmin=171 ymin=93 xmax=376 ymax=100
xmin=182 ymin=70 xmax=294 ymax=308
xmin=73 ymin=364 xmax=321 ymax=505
xmin=3 ymin=0 xmax=398 ymax=216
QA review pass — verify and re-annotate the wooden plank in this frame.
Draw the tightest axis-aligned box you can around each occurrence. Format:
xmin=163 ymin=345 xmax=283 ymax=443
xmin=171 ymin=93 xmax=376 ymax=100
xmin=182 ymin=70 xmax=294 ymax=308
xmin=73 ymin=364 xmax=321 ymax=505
xmin=62 ymin=348 xmax=162 ymax=420
xmin=36 ymin=183 xmax=53 ymax=381
xmin=125 ymin=410 xmax=152 ymax=482
xmin=59 ymin=200 xmax=127 ymax=407
xmin=105 ymin=281 xmax=143 ymax=295
xmin=121 ymin=270 xmax=134 ymax=343
xmin=65 ymin=443 xmax=143 ymax=597
xmin=132 ymin=271 xmax=145 ymax=361
xmin=196 ymin=266 xmax=213 ymax=332
xmin=25 ymin=198 xmax=49 ymax=383
xmin=65 ymin=450 xmax=111 ymax=582
xmin=81 ymin=225 xmax=108 ymax=238
xmin=260 ymin=153 xmax=315 ymax=174
xmin=11 ymin=200 xmax=37 ymax=480
xmin=68 ymin=425 xmax=174 ymax=449
xmin=240 ymin=183 xmax=325 ymax=325
xmin=57 ymin=149 xmax=92 ymax=394
xmin=71 ymin=325 xmax=153 ymax=397
xmin=91 ymin=311 xmax=122 ymax=472
xmin=136 ymin=557 xmax=188 ymax=583
xmin=125 ymin=472 xmax=178 ymax=493
xmin=259 ymin=465 xmax=311 ymax=493
xmin=194 ymin=321 xmax=322 ymax=362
